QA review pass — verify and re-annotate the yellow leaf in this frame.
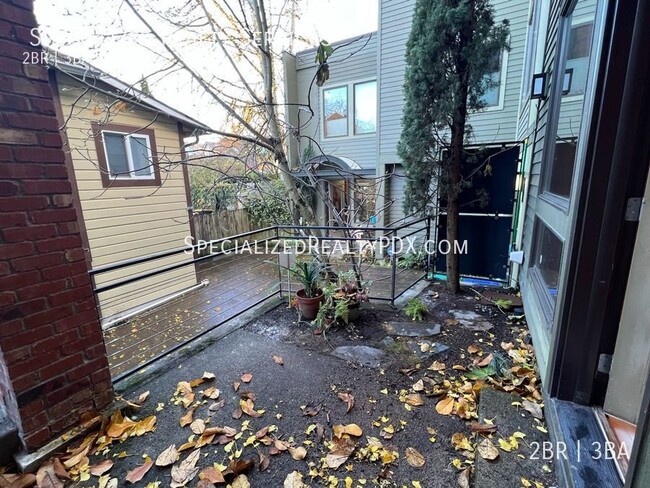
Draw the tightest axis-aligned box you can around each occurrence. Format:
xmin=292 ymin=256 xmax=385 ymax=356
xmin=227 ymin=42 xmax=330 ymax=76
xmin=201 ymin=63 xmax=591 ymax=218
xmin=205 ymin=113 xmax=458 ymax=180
xmin=477 ymin=438 xmax=499 ymax=460
xmin=405 ymin=447 xmax=425 ymax=468
xmin=435 ymin=396 xmax=454 ymax=415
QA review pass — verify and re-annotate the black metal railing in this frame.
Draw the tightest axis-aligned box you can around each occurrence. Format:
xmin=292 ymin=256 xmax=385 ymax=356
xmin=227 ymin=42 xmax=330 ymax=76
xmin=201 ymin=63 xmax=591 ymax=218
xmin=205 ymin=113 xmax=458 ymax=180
xmin=90 ymin=218 xmax=432 ymax=383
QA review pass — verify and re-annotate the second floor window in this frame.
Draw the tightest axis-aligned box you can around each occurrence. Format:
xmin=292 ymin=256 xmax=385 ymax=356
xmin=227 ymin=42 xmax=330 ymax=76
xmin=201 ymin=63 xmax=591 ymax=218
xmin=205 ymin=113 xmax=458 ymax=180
xmin=480 ymin=51 xmax=505 ymax=108
xmin=323 ymin=86 xmax=349 ymax=137
xmin=323 ymin=80 xmax=377 ymax=138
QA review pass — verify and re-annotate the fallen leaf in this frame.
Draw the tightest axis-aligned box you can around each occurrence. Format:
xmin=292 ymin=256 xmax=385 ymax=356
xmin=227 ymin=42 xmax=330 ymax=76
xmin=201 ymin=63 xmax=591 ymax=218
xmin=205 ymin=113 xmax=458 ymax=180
xmin=445 ymin=319 xmax=459 ymax=326
xmin=190 ymin=418 xmax=206 ymax=435
xmin=458 ymin=467 xmax=471 ymax=488
xmin=230 ymin=475 xmax=250 ymax=488
xmin=283 ymin=471 xmax=306 ymax=488
xmin=405 ymin=393 xmax=424 ymax=406
xmin=272 ymin=355 xmax=284 ymax=365
xmin=288 ymin=446 xmax=307 ymax=461
xmin=477 ymin=438 xmax=500 ymax=460
xmin=5 ymin=473 xmax=36 ymax=488
xmin=171 ymin=449 xmax=201 ymax=488
xmin=467 ymin=345 xmax=481 ymax=354
xmin=89 ymin=459 xmax=114 ymax=476
xmin=325 ymin=451 xmax=350 ymax=469
xmin=233 ymin=381 xmax=241 ymax=392
xmin=258 ymin=452 xmax=270 ymax=472
xmin=223 ymin=459 xmax=255 ymax=477
xmin=199 ymin=466 xmax=225 ymax=484
xmin=303 ymin=404 xmax=322 ymax=417
xmin=451 ymin=433 xmax=474 ymax=452
xmin=136 ymin=391 xmax=150 ymax=404
xmin=332 ymin=424 xmax=362 ymax=437
xmin=241 ymin=373 xmax=253 ymax=383
xmin=180 ymin=408 xmax=196 ymax=427
xmin=435 ymin=397 xmax=454 ymax=415
xmin=63 ymin=445 xmax=89 ymax=468
xmin=125 ymin=460 xmax=153 ymax=484
xmin=240 ymin=399 xmax=263 ymax=418
xmin=476 ymin=353 xmax=493 ymax=368
xmin=522 ymin=400 xmax=543 ymax=419
xmin=470 ymin=421 xmax=497 ymax=433
xmin=155 ymin=444 xmax=179 ymax=467
xmin=203 ymin=387 xmax=220 ymax=400
xmin=429 ymin=361 xmax=446 ymax=371
xmin=337 ymin=392 xmax=355 ymax=413
xmin=405 ymin=447 xmax=425 ymax=468
xmin=203 ymin=372 xmax=216 ymax=380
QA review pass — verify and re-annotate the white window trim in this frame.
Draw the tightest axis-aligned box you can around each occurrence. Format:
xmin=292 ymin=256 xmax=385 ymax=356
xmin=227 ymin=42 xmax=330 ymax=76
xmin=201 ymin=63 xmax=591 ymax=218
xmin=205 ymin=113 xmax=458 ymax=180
xmin=321 ymin=77 xmax=377 ymax=140
xmin=102 ymin=130 xmax=155 ymax=180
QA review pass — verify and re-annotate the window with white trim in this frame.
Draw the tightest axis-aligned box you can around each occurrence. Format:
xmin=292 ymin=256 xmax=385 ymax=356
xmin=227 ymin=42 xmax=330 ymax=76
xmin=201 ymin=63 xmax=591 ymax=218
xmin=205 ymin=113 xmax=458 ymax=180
xmin=102 ymin=131 xmax=154 ymax=179
xmin=480 ymin=51 xmax=506 ymax=108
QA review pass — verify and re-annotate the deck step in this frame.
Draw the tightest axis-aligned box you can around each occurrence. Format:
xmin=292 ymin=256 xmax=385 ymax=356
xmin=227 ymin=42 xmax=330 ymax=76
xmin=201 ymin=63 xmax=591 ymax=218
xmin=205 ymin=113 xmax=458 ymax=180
xmin=0 ymin=403 xmax=20 ymax=465
xmin=474 ymin=388 xmax=555 ymax=488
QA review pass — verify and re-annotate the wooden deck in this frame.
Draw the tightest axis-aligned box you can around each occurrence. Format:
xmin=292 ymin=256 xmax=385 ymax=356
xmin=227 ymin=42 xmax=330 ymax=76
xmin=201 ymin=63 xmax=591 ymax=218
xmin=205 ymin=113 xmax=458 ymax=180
xmin=103 ymin=253 xmax=423 ymax=379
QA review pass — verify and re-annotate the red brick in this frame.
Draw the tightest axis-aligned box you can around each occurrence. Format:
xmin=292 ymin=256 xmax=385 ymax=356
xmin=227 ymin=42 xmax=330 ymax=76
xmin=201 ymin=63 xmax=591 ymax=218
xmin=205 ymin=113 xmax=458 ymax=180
xmin=21 ymin=411 xmax=48 ymax=434
xmin=3 ymin=76 xmax=51 ymax=98
xmin=30 ymin=208 xmax=77 ymax=224
xmin=32 ymin=329 xmax=79 ymax=355
xmin=83 ymin=343 xmax=108 ymax=360
xmin=52 ymin=194 xmax=73 ymax=208
xmin=38 ymin=132 xmax=62 ymax=147
xmin=0 ymin=181 xmax=19 ymax=196
xmin=64 ymin=248 xmax=85 ymax=262
xmin=0 ymin=146 xmax=11 ymax=161
xmin=22 ymin=62 xmax=47 ymax=80
xmin=0 ymin=195 xmax=49 ymax=211
xmin=23 ymin=304 xmax=72 ymax=328
xmin=23 ymin=180 xmax=71 ymax=195
xmin=17 ymin=279 xmax=66 ymax=301
xmin=35 ymin=235 xmax=81 ymax=253
xmin=68 ymin=272 xmax=91 ymax=288
xmin=0 ymin=319 xmax=22 ymax=337
xmin=0 ymin=212 xmax=27 ymax=227
xmin=3 ymin=345 xmax=30 ymax=366
xmin=0 ymin=128 xmax=37 ymax=145
xmin=54 ymin=310 xmax=98 ymax=333
xmin=0 ymin=291 xmax=17 ymax=306
xmin=5 ymin=112 xmax=58 ymax=132
xmin=75 ymin=298 xmax=98 ymax=313
xmin=39 ymin=354 xmax=84 ymax=382
xmin=67 ymin=358 xmax=107 ymax=381
xmin=0 ymin=262 xmax=10 ymax=276
xmin=41 ymin=261 xmax=87 ymax=280
xmin=0 ymin=269 xmax=39 ymax=289
xmin=0 ymin=39 xmax=26 ymax=60
xmin=24 ymin=427 xmax=51 ymax=449
xmin=1 ymin=163 xmax=42 ymax=178
xmin=63 ymin=331 xmax=101 ymax=356
xmin=0 ymin=323 xmax=50 ymax=349
xmin=13 ymin=147 xmax=64 ymax=163
xmin=58 ymin=221 xmax=79 ymax=235
xmin=30 ymin=97 xmax=57 ymax=116
xmin=0 ymin=20 xmax=13 ymax=40
xmin=46 ymin=377 xmax=91 ymax=406
xmin=43 ymin=165 xmax=68 ymax=179
xmin=0 ymin=92 xmax=30 ymax=111
xmin=91 ymin=368 xmax=111 ymax=385
xmin=4 ymin=224 xmax=58 ymax=242
xmin=12 ymin=251 xmax=62 ymax=271
xmin=16 ymin=297 xmax=47 ymax=316
xmin=11 ymin=371 xmax=40 ymax=393
xmin=49 ymin=286 xmax=92 ymax=307
xmin=0 ymin=4 xmax=35 ymax=27
xmin=19 ymin=399 xmax=45 ymax=418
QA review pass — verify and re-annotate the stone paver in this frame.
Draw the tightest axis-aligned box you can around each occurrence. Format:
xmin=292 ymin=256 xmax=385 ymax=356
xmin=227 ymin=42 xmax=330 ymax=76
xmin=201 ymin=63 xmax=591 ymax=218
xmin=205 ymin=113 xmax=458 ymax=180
xmin=383 ymin=321 xmax=441 ymax=337
xmin=451 ymin=309 xmax=494 ymax=331
xmin=332 ymin=345 xmax=386 ymax=368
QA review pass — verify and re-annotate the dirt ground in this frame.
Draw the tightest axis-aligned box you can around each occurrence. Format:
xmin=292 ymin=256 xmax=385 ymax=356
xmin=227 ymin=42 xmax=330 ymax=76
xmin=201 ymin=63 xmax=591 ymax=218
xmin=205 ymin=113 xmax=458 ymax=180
xmin=1 ymin=282 xmax=558 ymax=488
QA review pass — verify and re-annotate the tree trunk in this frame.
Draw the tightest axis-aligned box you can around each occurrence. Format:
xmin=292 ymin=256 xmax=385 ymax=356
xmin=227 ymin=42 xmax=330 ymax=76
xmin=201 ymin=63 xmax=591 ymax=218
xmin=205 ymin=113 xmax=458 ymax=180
xmin=446 ymin=125 xmax=463 ymax=294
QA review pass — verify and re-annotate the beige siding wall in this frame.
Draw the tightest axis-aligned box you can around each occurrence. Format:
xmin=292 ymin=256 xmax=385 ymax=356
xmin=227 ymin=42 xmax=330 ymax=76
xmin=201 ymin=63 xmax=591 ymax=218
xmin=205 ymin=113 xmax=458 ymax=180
xmin=56 ymin=73 xmax=197 ymax=319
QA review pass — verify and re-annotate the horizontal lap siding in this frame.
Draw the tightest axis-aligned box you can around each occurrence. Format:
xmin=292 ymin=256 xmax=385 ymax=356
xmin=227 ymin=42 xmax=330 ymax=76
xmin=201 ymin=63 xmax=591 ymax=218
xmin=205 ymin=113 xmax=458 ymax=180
xmin=56 ymin=73 xmax=196 ymax=319
xmin=296 ymin=34 xmax=378 ymax=169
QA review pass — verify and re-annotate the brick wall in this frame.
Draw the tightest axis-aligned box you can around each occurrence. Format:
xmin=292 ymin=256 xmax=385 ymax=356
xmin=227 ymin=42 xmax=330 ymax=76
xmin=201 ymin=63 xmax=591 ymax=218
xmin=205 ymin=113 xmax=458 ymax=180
xmin=0 ymin=0 xmax=114 ymax=450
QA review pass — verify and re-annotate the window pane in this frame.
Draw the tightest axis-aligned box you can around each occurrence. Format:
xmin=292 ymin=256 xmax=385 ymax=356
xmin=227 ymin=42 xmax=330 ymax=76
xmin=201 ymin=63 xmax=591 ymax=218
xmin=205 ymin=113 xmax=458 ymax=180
xmin=323 ymin=86 xmax=348 ymax=137
xmin=480 ymin=52 xmax=502 ymax=107
xmin=354 ymin=81 xmax=377 ymax=134
xmin=543 ymin=0 xmax=596 ymax=199
xmin=104 ymin=133 xmax=129 ymax=176
xmin=531 ymin=219 xmax=563 ymax=302
xmin=128 ymin=136 xmax=152 ymax=177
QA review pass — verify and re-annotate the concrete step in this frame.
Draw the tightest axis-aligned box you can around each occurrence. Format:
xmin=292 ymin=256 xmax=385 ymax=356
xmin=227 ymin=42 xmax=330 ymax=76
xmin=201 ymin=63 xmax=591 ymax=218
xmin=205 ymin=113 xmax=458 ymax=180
xmin=0 ymin=403 xmax=20 ymax=466
xmin=474 ymin=388 xmax=557 ymax=488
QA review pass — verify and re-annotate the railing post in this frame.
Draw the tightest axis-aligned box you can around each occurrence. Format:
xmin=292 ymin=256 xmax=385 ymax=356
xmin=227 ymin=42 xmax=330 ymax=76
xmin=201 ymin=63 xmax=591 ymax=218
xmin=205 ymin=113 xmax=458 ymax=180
xmin=275 ymin=226 xmax=283 ymax=299
xmin=390 ymin=233 xmax=397 ymax=306
xmin=425 ymin=216 xmax=432 ymax=280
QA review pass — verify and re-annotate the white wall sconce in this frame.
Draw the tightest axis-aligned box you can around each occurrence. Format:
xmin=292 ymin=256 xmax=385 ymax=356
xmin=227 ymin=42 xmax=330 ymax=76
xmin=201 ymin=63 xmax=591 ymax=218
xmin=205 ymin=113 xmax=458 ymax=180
xmin=531 ymin=72 xmax=547 ymax=99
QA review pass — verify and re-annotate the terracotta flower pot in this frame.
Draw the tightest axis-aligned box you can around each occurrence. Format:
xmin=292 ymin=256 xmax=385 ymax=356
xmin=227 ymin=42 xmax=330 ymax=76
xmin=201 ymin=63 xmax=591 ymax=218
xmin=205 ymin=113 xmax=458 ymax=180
xmin=295 ymin=289 xmax=323 ymax=320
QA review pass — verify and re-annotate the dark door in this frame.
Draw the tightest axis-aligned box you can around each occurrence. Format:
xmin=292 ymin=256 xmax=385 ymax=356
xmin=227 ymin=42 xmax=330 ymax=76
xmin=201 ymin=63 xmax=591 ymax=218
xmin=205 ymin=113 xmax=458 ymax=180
xmin=435 ymin=145 xmax=519 ymax=281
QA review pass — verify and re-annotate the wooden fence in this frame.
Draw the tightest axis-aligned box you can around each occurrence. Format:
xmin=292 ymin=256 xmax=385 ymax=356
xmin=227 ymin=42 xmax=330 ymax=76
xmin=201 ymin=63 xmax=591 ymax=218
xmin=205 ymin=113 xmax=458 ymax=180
xmin=192 ymin=209 xmax=274 ymax=255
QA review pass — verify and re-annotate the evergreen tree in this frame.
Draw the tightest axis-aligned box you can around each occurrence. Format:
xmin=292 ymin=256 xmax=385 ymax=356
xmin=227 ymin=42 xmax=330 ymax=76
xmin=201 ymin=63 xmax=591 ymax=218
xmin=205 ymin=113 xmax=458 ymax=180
xmin=398 ymin=0 xmax=509 ymax=293
xmin=139 ymin=76 xmax=152 ymax=96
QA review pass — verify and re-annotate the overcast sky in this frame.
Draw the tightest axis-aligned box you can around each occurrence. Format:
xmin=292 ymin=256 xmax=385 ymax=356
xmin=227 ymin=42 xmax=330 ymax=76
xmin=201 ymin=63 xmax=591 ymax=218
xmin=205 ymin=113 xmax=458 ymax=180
xmin=33 ymin=0 xmax=379 ymax=129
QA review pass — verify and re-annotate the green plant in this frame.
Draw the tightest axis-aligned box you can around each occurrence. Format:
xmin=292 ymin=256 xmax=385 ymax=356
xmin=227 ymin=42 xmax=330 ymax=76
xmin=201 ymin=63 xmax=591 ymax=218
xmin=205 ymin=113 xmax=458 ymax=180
xmin=287 ymin=258 xmax=325 ymax=298
xmin=404 ymin=298 xmax=428 ymax=321
xmin=335 ymin=269 xmax=371 ymax=303
xmin=397 ymin=250 xmax=427 ymax=269
xmin=494 ymin=298 xmax=513 ymax=311
xmin=244 ymin=179 xmax=293 ymax=226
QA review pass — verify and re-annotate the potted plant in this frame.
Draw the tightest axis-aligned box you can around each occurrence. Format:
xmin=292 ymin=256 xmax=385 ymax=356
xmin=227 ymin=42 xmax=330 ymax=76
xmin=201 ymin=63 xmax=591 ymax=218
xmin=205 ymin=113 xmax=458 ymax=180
xmin=312 ymin=283 xmax=350 ymax=334
xmin=332 ymin=270 xmax=370 ymax=322
xmin=288 ymin=258 xmax=325 ymax=320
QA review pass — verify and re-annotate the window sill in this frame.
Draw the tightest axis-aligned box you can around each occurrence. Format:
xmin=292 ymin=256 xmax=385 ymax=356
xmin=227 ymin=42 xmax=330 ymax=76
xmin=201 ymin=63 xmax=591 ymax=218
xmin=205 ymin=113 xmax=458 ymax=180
xmin=539 ymin=192 xmax=571 ymax=214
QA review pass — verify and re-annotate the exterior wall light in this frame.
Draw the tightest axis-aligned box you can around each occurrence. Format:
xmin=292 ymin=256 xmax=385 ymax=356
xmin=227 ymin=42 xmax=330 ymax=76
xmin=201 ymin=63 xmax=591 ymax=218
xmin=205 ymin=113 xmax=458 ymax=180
xmin=531 ymin=72 xmax=547 ymax=99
